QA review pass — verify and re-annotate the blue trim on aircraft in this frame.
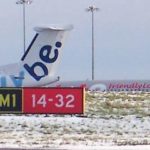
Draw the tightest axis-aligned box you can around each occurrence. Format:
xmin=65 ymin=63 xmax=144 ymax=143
xmin=21 ymin=33 xmax=39 ymax=61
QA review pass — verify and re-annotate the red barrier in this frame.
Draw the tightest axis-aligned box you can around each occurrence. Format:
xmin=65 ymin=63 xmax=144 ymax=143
xmin=23 ymin=88 xmax=84 ymax=114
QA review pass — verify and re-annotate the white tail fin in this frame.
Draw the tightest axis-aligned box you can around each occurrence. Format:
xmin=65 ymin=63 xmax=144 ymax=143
xmin=21 ymin=24 xmax=73 ymax=86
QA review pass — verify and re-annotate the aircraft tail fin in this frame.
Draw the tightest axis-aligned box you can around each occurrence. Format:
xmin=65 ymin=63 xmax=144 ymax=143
xmin=21 ymin=24 xmax=73 ymax=85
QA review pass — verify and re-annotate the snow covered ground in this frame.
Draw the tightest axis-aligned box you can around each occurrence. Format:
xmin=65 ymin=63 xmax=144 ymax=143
xmin=0 ymin=92 xmax=149 ymax=149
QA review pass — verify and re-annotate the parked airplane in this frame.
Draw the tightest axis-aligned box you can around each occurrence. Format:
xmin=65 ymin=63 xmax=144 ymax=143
xmin=0 ymin=24 xmax=73 ymax=87
xmin=1 ymin=24 xmax=149 ymax=92
xmin=49 ymin=80 xmax=150 ymax=92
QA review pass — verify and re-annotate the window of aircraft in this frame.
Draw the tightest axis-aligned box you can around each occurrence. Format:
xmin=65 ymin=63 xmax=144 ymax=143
xmin=144 ymin=89 xmax=149 ymax=92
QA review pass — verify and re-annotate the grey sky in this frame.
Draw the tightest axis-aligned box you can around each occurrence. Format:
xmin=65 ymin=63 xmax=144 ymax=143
xmin=0 ymin=0 xmax=150 ymax=80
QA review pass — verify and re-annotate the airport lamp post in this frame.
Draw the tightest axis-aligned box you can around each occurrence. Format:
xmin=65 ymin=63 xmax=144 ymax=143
xmin=86 ymin=6 xmax=99 ymax=80
xmin=16 ymin=0 xmax=32 ymax=53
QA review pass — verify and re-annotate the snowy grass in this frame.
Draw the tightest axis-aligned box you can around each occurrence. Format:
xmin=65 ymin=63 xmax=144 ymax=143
xmin=85 ymin=92 xmax=150 ymax=117
xmin=0 ymin=92 xmax=149 ymax=149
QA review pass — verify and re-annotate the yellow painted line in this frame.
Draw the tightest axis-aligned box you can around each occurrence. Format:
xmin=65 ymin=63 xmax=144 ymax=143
xmin=22 ymin=88 xmax=24 ymax=113
xmin=83 ymin=88 xmax=85 ymax=114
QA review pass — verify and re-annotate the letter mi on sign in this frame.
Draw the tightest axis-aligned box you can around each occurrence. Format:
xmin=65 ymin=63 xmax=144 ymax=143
xmin=0 ymin=88 xmax=22 ymax=113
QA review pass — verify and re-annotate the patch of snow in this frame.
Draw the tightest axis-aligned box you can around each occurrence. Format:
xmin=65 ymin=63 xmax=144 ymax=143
xmin=0 ymin=92 xmax=149 ymax=149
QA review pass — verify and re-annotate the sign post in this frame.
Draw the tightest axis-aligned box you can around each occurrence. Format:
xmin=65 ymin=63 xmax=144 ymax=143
xmin=0 ymin=87 xmax=84 ymax=114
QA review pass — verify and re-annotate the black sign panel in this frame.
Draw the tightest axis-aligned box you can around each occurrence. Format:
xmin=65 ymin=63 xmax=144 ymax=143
xmin=0 ymin=88 xmax=22 ymax=113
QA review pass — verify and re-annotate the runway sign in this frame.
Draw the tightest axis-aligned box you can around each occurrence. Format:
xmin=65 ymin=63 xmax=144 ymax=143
xmin=0 ymin=88 xmax=22 ymax=113
xmin=0 ymin=87 xmax=84 ymax=114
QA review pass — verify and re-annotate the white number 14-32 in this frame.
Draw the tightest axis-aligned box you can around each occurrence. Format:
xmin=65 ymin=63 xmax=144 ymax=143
xmin=32 ymin=94 xmax=75 ymax=108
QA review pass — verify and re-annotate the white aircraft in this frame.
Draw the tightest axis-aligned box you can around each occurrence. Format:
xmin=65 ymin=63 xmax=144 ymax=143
xmin=0 ymin=24 xmax=73 ymax=87
xmin=1 ymin=24 xmax=149 ymax=92
xmin=49 ymin=80 xmax=150 ymax=92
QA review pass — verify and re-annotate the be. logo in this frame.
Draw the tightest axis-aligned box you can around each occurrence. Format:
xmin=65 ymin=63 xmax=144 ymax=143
xmin=24 ymin=41 xmax=62 ymax=81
